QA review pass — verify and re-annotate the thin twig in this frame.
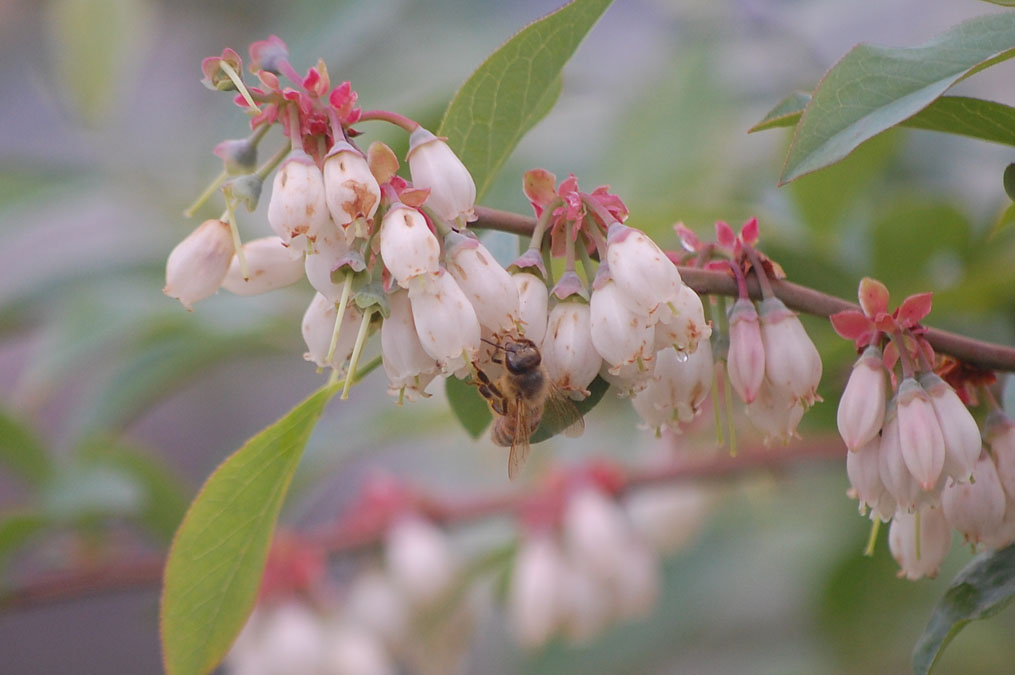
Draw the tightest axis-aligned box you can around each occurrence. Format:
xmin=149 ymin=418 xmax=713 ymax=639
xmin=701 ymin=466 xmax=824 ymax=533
xmin=473 ymin=207 xmax=1015 ymax=372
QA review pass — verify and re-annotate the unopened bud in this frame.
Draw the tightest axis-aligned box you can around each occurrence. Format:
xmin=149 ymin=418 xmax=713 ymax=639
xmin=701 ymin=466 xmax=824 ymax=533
xmin=164 ymin=219 xmax=234 ymax=310
xmin=407 ymin=127 xmax=476 ymax=224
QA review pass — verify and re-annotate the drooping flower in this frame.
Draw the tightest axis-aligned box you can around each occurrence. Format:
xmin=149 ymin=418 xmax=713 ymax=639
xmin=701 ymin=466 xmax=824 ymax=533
xmin=896 ymin=377 xmax=945 ymax=491
xmin=744 ymin=377 xmax=804 ymax=443
xmin=605 ymin=222 xmax=683 ymax=317
xmin=443 ymin=231 xmax=519 ymax=334
xmin=322 ymin=140 xmax=381 ymax=230
xmin=406 ymin=270 xmax=481 ymax=374
xmin=381 ymin=289 xmax=439 ymax=402
xmin=384 ymin=514 xmax=457 ymax=608
xmin=164 ymin=218 xmax=235 ymax=310
xmin=889 ymin=504 xmax=952 ymax=580
xmin=267 ymin=150 xmax=332 ymax=246
xmin=942 ymin=452 xmax=1006 ymax=545
xmin=921 ymin=372 xmax=981 ymax=482
xmin=301 ymin=292 xmax=362 ymax=369
xmin=652 ymin=283 xmax=710 ymax=354
xmin=589 ymin=274 xmax=655 ymax=381
xmin=379 ymin=204 xmax=441 ymax=287
xmin=630 ymin=339 xmax=714 ymax=434
xmin=758 ymin=297 xmax=822 ymax=408
xmin=837 ymin=345 xmax=887 ymax=451
xmin=223 ymin=236 xmax=306 ymax=296
xmin=406 ymin=127 xmax=476 ymax=224
xmin=513 ymin=272 xmax=549 ymax=344
xmin=509 ymin=533 xmax=568 ymax=649
xmin=304 ymin=228 xmax=352 ymax=302
xmin=726 ymin=298 xmax=765 ymax=404
xmin=542 ymin=300 xmax=602 ymax=398
xmin=846 ymin=436 xmax=895 ymax=521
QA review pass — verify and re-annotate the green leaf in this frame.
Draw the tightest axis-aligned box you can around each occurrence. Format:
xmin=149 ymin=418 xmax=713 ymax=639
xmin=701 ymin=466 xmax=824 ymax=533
xmin=981 ymin=0 xmax=1015 ymax=6
xmin=780 ymin=13 xmax=1015 ymax=184
xmin=160 ymin=383 xmax=338 ymax=675
xmin=913 ymin=545 xmax=1015 ymax=675
xmin=529 ymin=375 xmax=610 ymax=444
xmin=438 ymin=0 xmax=613 ymax=199
xmin=0 ymin=407 xmax=51 ymax=486
xmin=748 ymin=91 xmax=812 ymax=132
xmin=754 ymin=94 xmax=1015 ymax=149
xmin=78 ymin=436 xmax=190 ymax=542
xmin=446 ymin=376 xmax=493 ymax=439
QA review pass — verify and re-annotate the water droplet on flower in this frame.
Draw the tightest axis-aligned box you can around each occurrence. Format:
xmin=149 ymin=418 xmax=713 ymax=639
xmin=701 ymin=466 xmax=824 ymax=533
xmin=675 ymin=350 xmax=689 ymax=363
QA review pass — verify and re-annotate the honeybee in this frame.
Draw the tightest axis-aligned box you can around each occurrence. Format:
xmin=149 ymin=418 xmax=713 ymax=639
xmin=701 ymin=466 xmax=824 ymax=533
xmin=472 ymin=335 xmax=585 ymax=480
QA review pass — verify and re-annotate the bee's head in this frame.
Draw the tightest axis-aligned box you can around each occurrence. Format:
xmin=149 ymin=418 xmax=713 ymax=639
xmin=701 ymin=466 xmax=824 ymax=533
xmin=484 ymin=336 xmax=542 ymax=374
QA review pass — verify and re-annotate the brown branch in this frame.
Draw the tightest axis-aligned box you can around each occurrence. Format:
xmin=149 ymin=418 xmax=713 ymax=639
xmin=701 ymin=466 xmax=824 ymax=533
xmin=473 ymin=206 xmax=1015 ymax=372
xmin=0 ymin=437 xmax=844 ymax=613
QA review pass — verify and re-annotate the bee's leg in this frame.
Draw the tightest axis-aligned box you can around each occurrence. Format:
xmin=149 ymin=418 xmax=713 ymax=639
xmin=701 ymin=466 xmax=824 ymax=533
xmin=471 ymin=366 xmax=509 ymax=415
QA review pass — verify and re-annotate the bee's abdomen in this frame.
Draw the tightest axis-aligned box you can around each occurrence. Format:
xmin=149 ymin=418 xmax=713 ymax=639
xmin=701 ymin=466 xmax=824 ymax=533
xmin=491 ymin=418 xmax=516 ymax=447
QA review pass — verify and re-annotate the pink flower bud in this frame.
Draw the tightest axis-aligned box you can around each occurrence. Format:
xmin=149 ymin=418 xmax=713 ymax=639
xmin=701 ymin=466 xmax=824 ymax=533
xmin=590 ymin=277 xmax=655 ymax=376
xmin=631 ymin=340 xmax=714 ymax=433
xmin=837 ymin=346 xmax=887 ymax=452
xmin=922 ymin=372 xmax=981 ymax=482
xmin=267 ymin=150 xmax=331 ymax=245
xmin=222 ymin=236 xmax=305 ymax=296
xmin=509 ymin=533 xmax=567 ymax=649
xmin=304 ymin=229 xmax=351 ymax=302
xmin=878 ymin=406 xmax=925 ymax=512
xmin=889 ymin=505 xmax=952 ymax=580
xmin=407 ymin=270 xmax=481 ymax=374
xmin=758 ymin=297 xmax=822 ymax=407
xmin=897 ymin=377 xmax=946 ymax=491
xmin=164 ymin=218 xmax=234 ymax=310
xmin=987 ymin=413 xmax=1015 ymax=500
xmin=381 ymin=289 xmax=439 ymax=402
xmin=744 ymin=378 xmax=804 ymax=443
xmin=542 ymin=300 xmax=602 ymax=398
xmin=653 ymin=283 xmax=711 ymax=354
xmin=379 ymin=204 xmax=440 ymax=287
xmin=301 ymin=292 xmax=362 ymax=369
xmin=444 ymin=232 xmax=519 ymax=333
xmin=384 ymin=515 xmax=457 ymax=608
xmin=605 ymin=222 xmax=683 ymax=316
xmin=513 ymin=272 xmax=549 ymax=344
xmin=942 ymin=452 xmax=1006 ymax=545
xmin=726 ymin=299 xmax=765 ymax=404
xmin=323 ymin=141 xmax=381 ymax=228
xmin=846 ymin=436 xmax=895 ymax=521
xmin=407 ymin=127 xmax=476 ymax=224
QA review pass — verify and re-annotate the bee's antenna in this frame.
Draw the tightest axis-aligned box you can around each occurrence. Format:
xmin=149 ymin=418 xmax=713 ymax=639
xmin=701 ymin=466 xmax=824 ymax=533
xmin=480 ymin=337 xmax=504 ymax=351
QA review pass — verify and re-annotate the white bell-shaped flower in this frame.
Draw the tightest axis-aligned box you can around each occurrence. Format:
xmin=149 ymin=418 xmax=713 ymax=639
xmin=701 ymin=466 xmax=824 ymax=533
xmin=407 ymin=270 xmax=481 ymax=374
xmin=301 ymin=292 xmax=362 ymax=369
xmin=323 ymin=141 xmax=381 ymax=229
xmin=563 ymin=487 xmax=632 ymax=586
xmin=381 ymin=289 xmax=439 ymax=402
xmin=513 ymin=272 xmax=549 ymax=344
xmin=631 ymin=340 xmax=714 ymax=434
xmin=942 ymin=452 xmax=1006 ymax=545
xmin=164 ymin=219 xmax=235 ymax=310
xmin=653 ymin=283 xmax=711 ymax=354
xmin=744 ymin=378 xmax=804 ymax=444
xmin=343 ymin=570 xmax=409 ymax=648
xmin=987 ymin=413 xmax=1015 ymax=500
xmin=605 ymin=222 xmax=682 ymax=316
xmin=624 ymin=484 xmax=711 ymax=554
xmin=407 ymin=127 xmax=476 ymax=224
xmin=922 ymin=372 xmax=981 ymax=482
xmin=758 ymin=297 xmax=822 ymax=408
xmin=837 ymin=345 xmax=887 ymax=451
xmin=559 ymin=562 xmax=611 ymax=644
xmin=225 ymin=603 xmax=326 ymax=675
xmin=590 ymin=276 xmax=654 ymax=376
xmin=379 ymin=204 xmax=441 ymax=287
xmin=267 ymin=150 xmax=332 ymax=245
xmin=542 ymin=300 xmax=601 ymax=398
xmin=222 ymin=236 xmax=305 ymax=296
xmin=304 ymin=228 xmax=351 ymax=302
xmin=444 ymin=232 xmax=519 ymax=333
xmin=878 ymin=404 xmax=935 ymax=511
xmin=889 ymin=504 xmax=952 ymax=580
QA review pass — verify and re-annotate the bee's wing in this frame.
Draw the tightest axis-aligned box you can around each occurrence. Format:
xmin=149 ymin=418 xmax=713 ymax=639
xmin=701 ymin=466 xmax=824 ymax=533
xmin=507 ymin=398 xmax=532 ymax=481
xmin=544 ymin=385 xmax=585 ymax=438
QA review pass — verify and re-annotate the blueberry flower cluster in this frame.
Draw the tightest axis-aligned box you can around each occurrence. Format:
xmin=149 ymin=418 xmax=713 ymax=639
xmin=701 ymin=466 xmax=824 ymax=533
xmin=833 ymin=278 xmax=1012 ymax=579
